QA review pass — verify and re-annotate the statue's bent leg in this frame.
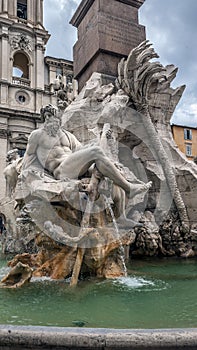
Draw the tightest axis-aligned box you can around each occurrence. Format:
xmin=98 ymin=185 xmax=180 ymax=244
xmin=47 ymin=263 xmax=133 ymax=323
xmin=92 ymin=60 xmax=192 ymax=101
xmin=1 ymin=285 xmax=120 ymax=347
xmin=94 ymin=157 xmax=152 ymax=197
xmin=112 ymin=185 xmax=143 ymax=228
xmin=54 ymin=145 xmax=131 ymax=192
xmin=54 ymin=146 xmax=104 ymax=179
xmin=54 ymin=145 xmax=152 ymax=197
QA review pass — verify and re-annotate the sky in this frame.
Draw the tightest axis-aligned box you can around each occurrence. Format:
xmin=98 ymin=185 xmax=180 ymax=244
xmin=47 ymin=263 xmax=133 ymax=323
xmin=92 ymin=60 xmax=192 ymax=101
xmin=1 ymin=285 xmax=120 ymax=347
xmin=43 ymin=0 xmax=197 ymax=127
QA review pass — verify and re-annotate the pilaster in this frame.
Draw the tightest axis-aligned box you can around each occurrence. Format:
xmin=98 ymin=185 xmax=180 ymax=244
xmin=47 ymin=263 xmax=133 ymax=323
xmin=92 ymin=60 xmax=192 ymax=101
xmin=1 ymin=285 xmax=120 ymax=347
xmin=35 ymin=38 xmax=45 ymax=89
xmin=2 ymin=0 xmax=8 ymax=13
xmin=0 ymin=26 xmax=9 ymax=81
xmin=36 ymin=0 xmax=41 ymax=25
xmin=27 ymin=0 xmax=31 ymax=22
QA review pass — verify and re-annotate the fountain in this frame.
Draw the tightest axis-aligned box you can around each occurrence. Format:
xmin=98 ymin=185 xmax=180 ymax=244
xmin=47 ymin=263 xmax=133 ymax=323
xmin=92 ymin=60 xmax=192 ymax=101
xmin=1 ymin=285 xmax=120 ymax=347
xmin=0 ymin=41 xmax=197 ymax=349
xmin=0 ymin=41 xmax=197 ymax=291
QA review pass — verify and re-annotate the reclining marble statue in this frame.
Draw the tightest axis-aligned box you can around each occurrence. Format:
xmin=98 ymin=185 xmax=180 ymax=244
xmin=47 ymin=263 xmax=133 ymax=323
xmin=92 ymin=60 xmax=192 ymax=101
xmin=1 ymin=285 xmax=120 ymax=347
xmin=21 ymin=104 xmax=152 ymax=204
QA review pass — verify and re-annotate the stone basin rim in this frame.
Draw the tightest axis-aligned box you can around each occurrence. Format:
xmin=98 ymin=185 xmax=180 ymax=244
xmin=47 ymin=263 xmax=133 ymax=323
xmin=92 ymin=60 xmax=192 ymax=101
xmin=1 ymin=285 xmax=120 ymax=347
xmin=0 ymin=325 xmax=197 ymax=349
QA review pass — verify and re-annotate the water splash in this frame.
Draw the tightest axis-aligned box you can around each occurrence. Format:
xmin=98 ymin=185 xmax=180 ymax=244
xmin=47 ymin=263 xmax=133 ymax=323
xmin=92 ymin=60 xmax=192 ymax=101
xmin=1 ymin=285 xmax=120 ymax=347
xmin=31 ymin=276 xmax=53 ymax=283
xmin=113 ymin=275 xmax=168 ymax=292
xmin=116 ymin=276 xmax=155 ymax=288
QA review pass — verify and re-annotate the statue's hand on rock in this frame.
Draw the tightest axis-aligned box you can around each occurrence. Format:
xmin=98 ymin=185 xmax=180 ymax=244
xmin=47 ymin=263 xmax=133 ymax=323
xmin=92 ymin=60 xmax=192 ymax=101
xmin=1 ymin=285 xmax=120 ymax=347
xmin=126 ymin=181 xmax=152 ymax=199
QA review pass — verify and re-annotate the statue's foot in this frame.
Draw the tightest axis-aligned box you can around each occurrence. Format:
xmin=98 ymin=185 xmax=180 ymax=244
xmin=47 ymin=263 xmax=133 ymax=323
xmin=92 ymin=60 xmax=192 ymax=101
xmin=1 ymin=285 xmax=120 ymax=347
xmin=116 ymin=216 xmax=143 ymax=229
xmin=126 ymin=181 xmax=152 ymax=199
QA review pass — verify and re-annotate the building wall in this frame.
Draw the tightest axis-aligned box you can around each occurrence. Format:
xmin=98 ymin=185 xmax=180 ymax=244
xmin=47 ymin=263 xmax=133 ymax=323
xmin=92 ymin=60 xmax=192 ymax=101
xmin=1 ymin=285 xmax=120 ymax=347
xmin=0 ymin=1 xmax=74 ymax=199
xmin=171 ymin=125 xmax=197 ymax=160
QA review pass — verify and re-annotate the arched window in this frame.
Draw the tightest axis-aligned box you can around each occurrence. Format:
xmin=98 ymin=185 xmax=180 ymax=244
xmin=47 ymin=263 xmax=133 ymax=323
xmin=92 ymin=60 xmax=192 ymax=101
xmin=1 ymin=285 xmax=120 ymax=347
xmin=12 ymin=52 xmax=29 ymax=80
xmin=17 ymin=0 xmax=27 ymax=20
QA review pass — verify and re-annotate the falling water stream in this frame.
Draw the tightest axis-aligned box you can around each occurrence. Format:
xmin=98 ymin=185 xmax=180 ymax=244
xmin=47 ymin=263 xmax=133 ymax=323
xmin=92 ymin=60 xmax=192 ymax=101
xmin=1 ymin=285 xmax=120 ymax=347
xmin=103 ymin=195 xmax=127 ymax=276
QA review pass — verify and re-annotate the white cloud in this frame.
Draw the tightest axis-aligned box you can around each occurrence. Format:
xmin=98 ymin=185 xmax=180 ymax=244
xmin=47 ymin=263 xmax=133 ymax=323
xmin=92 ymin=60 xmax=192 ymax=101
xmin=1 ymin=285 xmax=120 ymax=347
xmin=44 ymin=0 xmax=79 ymax=59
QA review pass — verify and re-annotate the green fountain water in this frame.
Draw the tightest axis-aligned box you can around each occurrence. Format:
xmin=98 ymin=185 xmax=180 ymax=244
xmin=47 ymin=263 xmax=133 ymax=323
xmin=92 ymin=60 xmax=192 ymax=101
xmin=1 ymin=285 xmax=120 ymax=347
xmin=0 ymin=253 xmax=197 ymax=329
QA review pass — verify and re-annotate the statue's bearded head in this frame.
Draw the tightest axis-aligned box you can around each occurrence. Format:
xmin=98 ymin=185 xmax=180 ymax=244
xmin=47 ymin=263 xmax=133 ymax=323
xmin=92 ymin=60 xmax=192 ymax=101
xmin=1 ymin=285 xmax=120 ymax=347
xmin=41 ymin=104 xmax=61 ymax=136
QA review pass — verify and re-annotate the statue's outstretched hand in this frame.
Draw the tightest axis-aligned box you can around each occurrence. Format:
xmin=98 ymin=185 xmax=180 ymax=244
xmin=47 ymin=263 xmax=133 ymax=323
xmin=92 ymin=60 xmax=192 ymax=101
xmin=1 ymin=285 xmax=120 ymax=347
xmin=144 ymin=181 xmax=152 ymax=190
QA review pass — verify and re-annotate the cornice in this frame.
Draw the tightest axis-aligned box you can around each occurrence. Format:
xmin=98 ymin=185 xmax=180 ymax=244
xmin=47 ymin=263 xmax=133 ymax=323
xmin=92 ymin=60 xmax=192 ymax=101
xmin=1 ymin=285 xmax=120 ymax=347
xmin=70 ymin=0 xmax=145 ymax=27
xmin=9 ymin=22 xmax=35 ymax=36
xmin=0 ymin=16 xmax=14 ymax=26
xmin=70 ymin=0 xmax=94 ymax=27
xmin=45 ymin=56 xmax=73 ymax=68
xmin=171 ymin=124 xmax=197 ymax=130
xmin=0 ymin=107 xmax=40 ymax=121
xmin=116 ymin=0 xmax=145 ymax=8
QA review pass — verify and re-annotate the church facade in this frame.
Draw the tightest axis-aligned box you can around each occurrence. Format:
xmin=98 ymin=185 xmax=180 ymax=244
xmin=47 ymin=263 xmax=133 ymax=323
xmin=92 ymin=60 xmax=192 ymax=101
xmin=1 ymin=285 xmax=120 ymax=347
xmin=0 ymin=0 xmax=73 ymax=197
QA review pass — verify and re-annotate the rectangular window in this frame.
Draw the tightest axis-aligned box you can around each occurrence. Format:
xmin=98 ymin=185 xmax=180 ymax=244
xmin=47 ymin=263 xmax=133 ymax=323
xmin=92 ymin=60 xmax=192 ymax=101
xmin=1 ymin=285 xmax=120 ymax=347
xmin=184 ymin=128 xmax=192 ymax=140
xmin=185 ymin=144 xmax=192 ymax=156
xmin=17 ymin=1 xmax=27 ymax=20
xmin=56 ymin=68 xmax=63 ymax=77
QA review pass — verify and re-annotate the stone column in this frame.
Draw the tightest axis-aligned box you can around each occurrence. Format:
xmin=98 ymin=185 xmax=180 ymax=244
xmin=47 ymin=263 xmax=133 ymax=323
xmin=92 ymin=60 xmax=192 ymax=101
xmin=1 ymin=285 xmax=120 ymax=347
xmin=1 ymin=27 xmax=9 ymax=80
xmin=13 ymin=0 xmax=17 ymax=16
xmin=47 ymin=65 xmax=56 ymax=85
xmin=40 ymin=0 xmax=43 ymax=25
xmin=8 ymin=0 xmax=15 ymax=16
xmin=28 ymin=0 xmax=33 ymax=23
xmin=0 ymin=0 xmax=2 ymax=12
xmin=27 ymin=0 xmax=31 ymax=21
xmin=36 ymin=0 xmax=41 ymax=24
xmin=2 ymin=0 xmax=8 ymax=12
xmin=35 ymin=39 xmax=45 ymax=89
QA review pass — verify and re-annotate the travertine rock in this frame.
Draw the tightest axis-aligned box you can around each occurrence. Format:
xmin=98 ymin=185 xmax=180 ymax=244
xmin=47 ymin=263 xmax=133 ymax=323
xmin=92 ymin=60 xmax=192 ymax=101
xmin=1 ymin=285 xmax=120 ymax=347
xmin=0 ymin=262 xmax=33 ymax=288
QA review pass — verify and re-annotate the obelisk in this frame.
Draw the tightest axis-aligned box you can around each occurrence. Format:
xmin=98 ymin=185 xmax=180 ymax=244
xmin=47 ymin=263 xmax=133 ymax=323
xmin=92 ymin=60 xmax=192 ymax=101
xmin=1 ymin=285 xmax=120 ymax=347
xmin=70 ymin=0 xmax=146 ymax=90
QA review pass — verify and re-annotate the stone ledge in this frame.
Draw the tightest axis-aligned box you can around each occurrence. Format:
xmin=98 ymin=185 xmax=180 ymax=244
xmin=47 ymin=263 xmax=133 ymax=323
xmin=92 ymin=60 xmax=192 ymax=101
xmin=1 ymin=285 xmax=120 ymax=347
xmin=0 ymin=326 xmax=197 ymax=349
